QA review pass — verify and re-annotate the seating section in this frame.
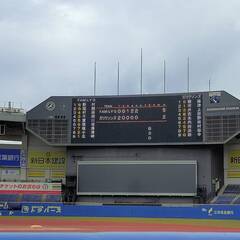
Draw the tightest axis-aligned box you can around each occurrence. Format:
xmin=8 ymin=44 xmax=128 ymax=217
xmin=213 ymin=195 xmax=236 ymax=204
xmin=45 ymin=194 xmax=62 ymax=202
xmin=212 ymin=184 xmax=240 ymax=204
xmin=21 ymin=194 xmax=42 ymax=202
xmin=0 ymin=194 xmax=18 ymax=202
xmin=0 ymin=194 xmax=62 ymax=203
xmin=224 ymin=184 xmax=240 ymax=194
xmin=232 ymin=196 xmax=240 ymax=204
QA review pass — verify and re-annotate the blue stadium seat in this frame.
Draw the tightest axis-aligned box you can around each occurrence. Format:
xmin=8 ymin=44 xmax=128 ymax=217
xmin=214 ymin=195 xmax=235 ymax=204
xmin=0 ymin=194 xmax=18 ymax=202
xmin=224 ymin=184 xmax=240 ymax=194
xmin=45 ymin=194 xmax=62 ymax=202
xmin=233 ymin=196 xmax=240 ymax=204
xmin=21 ymin=194 xmax=42 ymax=202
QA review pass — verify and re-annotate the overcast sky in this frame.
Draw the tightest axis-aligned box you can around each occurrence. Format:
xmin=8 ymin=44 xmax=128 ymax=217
xmin=1 ymin=0 xmax=240 ymax=110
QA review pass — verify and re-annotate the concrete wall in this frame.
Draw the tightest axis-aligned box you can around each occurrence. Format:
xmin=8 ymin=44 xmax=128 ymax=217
xmin=25 ymin=132 xmax=224 ymax=197
xmin=67 ymin=145 xmax=223 ymax=195
xmin=211 ymin=145 xmax=224 ymax=193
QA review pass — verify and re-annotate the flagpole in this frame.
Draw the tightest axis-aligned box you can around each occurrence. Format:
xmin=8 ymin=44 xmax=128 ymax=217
xmin=117 ymin=61 xmax=120 ymax=95
xmin=94 ymin=62 xmax=96 ymax=96
xmin=187 ymin=57 xmax=190 ymax=93
xmin=163 ymin=60 xmax=166 ymax=93
xmin=140 ymin=48 xmax=143 ymax=95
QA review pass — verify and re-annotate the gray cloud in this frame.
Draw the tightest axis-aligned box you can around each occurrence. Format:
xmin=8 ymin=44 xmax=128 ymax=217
xmin=1 ymin=0 xmax=240 ymax=109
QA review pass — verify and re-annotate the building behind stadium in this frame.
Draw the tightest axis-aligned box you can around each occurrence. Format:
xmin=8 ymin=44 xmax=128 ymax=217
xmin=1 ymin=91 xmax=240 ymax=204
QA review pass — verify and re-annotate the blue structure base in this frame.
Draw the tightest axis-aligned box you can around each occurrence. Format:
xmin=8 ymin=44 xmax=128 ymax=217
xmin=1 ymin=203 xmax=240 ymax=220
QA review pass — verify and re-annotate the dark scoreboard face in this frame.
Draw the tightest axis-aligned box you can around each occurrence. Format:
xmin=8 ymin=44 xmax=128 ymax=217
xmin=71 ymin=94 xmax=202 ymax=144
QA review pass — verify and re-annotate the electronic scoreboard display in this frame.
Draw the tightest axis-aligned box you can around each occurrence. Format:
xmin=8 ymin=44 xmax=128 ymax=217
xmin=71 ymin=94 xmax=202 ymax=144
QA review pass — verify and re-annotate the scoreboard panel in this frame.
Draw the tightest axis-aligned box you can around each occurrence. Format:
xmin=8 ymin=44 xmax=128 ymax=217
xmin=71 ymin=94 xmax=202 ymax=144
xmin=77 ymin=161 xmax=197 ymax=196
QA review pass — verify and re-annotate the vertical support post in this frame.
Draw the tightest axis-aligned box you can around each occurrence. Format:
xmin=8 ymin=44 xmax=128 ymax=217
xmin=117 ymin=61 xmax=120 ymax=95
xmin=94 ymin=62 xmax=96 ymax=96
xmin=187 ymin=57 xmax=190 ymax=93
xmin=163 ymin=60 xmax=166 ymax=93
xmin=140 ymin=48 xmax=143 ymax=95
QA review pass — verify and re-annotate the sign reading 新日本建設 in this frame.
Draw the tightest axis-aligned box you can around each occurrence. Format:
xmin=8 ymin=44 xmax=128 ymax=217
xmin=228 ymin=150 xmax=240 ymax=169
xmin=28 ymin=151 xmax=66 ymax=169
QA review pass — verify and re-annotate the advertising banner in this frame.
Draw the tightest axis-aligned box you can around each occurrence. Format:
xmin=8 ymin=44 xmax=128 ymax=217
xmin=228 ymin=150 xmax=240 ymax=169
xmin=2 ymin=204 xmax=240 ymax=220
xmin=227 ymin=171 xmax=240 ymax=178
xmin=1 ymin=169 xmax=20 ymax=176
xmin=0 ymin=149 xmax=21 ymax=167
xmin=51 ymin=170 xmax=65 ymax=178
xmin=0 ymin=182 xmax=61 ymax=194
xmin=27 ymin=169 xmax=45 ymax=178
xmin=28 ymin=151 xmax=66 ymax=169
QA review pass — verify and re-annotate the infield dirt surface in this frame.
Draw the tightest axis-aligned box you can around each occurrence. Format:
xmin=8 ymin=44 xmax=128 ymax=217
xmin=0 ymin=217 xmax=240 ymax=232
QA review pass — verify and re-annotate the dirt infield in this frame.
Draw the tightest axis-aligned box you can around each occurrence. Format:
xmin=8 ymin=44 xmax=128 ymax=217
xmin=0 ymin=217 xmax=240 ymax=232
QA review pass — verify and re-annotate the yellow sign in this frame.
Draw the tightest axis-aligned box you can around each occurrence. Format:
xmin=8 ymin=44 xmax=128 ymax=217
xmin=27 ymin=169 xmax=45 ymax=177
xmin=228 ymin=150 xmax=240 ymax=169
xmin=28 ymin=151 xmax=66 ymax=169
xmin=51 ymin=170 xmax=65 ymax=178
xmin=227 ymin=171 xmax=240 ymax=178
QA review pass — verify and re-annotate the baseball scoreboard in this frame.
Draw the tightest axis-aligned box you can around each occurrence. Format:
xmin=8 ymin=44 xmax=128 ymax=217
xmin=71 ymin=94 xmax=202 ymax=144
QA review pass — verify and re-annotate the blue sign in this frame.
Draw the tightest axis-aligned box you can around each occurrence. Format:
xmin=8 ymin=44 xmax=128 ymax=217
xmin=0 ymin=149 xmax=21 ymax=167
xmin=3 ymin=203 xmax=240 ymax=220
xmin=20 ymin=150 xmax=26 ymax=167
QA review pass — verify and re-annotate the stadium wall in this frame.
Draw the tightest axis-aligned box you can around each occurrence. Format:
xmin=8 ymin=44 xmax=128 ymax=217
xmin=23 ymin=91 xmax=240 ymax=202
xmin=67 ymin=145 xmax=223 ymax=196
xmin=25 ymin=132 xmax=223 ymax=199
xmin=1 ymin=203 xmax=240 ymax=220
